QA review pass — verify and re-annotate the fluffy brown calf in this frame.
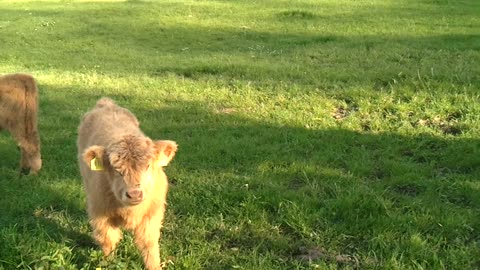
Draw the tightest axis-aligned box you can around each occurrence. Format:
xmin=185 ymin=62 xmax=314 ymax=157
xmin=77 ymin=98 xmax=177 ymax=270
xmin=0 ymin=73 xmax=42 ymax=174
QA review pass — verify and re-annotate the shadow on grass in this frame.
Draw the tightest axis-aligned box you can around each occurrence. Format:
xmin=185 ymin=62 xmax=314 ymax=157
xmin=0 ymin=87 xmax=93 ymax=268
xmin=0 ymin=89 xmax=479 ymax=268
xmin=94 ymin=95 xmax=480 ymax=266
xmin=141 ymin=98 xmax=479 ymax=268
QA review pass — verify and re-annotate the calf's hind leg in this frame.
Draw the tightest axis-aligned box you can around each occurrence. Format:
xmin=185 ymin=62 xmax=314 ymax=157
xmin=13 ymin=134 xmax=32 ymax=174
xmin=11 ymin=131 xmax=40 ymax=174
xmin=19 ymin=147 xmax=30 ymax=174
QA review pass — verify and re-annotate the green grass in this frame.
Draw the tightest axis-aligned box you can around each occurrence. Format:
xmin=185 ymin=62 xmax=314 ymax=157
xmin=0 ymin=0 xmax=479 ymax=269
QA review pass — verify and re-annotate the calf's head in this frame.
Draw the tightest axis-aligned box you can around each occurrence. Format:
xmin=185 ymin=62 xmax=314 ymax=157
xmin=26 ymin=151 xmax=42 ymax=174
xmin=21 ymin=137 xmax=42 ymax=175
xmin=82 ymin=135 xmax=177 ymax=206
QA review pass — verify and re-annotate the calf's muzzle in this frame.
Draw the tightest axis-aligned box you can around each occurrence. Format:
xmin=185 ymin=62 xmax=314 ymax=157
xmin=125 ymin=188 xmax=144 ymax=202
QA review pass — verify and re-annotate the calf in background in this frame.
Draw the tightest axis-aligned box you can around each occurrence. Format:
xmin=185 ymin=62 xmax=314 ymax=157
xmin=0 ymin=73 xmax=42 ymax=174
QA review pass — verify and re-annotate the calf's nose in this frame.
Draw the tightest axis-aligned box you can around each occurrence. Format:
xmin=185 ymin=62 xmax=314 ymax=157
xmin=126 ymin=189 xmax=143 ymax=201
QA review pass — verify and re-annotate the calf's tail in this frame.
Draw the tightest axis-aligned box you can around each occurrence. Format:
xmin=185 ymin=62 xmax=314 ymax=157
xmin=22 ymin=75 xmax=40 ymax=143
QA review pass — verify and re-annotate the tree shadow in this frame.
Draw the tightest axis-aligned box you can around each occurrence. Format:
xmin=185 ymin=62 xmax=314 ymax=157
xmin=141 ymin=98 xmax=479 ymax=268
xmin=0 ymin=86 xmax=93 ymax=268
xmin=1 ymin=87 xmax=478 ymax=267
xmin=0 ymin=171 xmax=93 ymax=268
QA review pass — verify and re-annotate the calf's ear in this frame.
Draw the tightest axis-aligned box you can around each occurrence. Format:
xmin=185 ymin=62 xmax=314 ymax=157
xmin=154 ymin=140 xmax=178 ymax=167
xmin=82 ymin=145 xmax=106 ymax=169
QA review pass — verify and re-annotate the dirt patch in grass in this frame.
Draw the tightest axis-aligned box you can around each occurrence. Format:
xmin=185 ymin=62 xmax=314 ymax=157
xmin=294 ymin=246 xmax=360 ymax=268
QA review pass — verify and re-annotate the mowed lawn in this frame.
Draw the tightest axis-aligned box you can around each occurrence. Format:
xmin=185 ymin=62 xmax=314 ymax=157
xmin=0 ymin=0 xmax=479 ymax=269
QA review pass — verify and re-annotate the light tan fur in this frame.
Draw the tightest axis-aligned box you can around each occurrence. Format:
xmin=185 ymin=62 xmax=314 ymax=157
xmin=77 ymin=98 xmax=177 ymax=270
xmin=0 ymin=73 xmax=42 ymax=174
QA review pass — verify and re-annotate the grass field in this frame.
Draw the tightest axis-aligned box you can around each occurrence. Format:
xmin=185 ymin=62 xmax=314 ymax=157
xmin=0 ymin=0 xmax=479 ymax=269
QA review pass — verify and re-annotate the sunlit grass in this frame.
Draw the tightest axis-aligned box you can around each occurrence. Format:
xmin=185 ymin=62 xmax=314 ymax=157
xmin=0 ymin=0 xmax=479 ymax=269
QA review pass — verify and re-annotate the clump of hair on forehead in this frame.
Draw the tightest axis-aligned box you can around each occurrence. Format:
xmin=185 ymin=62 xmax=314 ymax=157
xmin=108 ymin=135 xmax=154 ymax=176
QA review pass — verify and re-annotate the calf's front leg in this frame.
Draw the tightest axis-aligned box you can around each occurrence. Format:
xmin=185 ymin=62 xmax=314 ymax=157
xmin=91 ymin=217 xmax=123 ymax=256
xmin=134 ymin=223 xmax=162 ymax=270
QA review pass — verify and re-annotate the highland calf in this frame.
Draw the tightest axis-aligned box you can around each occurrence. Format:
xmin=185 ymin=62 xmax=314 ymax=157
xmin=0 ymin=73 xmax=42 ymax=174
xmin=77 ymin=98 xmax=177 ymax=270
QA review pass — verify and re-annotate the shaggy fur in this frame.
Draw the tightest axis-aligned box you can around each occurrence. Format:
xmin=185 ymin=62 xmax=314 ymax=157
xmin=77 ymin=98 xmax=177 ymax=270
xmin=0 ymin=73 xmax=41 ymax=174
